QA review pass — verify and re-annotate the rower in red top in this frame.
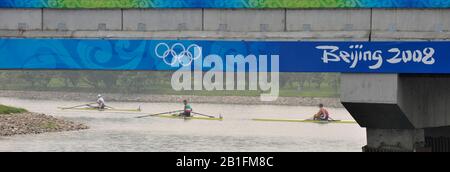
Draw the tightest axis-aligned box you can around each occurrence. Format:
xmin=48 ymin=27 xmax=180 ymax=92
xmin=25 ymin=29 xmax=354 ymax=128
xmin=313 ymin=104 xmax=330 ymax=121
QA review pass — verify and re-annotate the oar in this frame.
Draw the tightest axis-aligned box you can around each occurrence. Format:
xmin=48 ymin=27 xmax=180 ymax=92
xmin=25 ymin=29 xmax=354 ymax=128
xmin=105 ymin=105 xmax=115 ymax=110
xmin=310 ymin=115 xmax=337 ymax=122
xmin=101 ymin=105 xmax=141 ymax=112
xmin=60 ymin=103 xmax=97 ymax=110
xmin=192 ymin=112 xmax=217 ymax=118
xmin=135 ymin=110 xmax=183 ymax=119
xmin=327 ymin=116 xmax=339 ymax=122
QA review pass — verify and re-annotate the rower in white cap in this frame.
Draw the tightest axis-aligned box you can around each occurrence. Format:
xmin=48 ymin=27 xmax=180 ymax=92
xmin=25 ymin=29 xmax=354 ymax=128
xmin=96 ymin=94 xmax=106 ymax=110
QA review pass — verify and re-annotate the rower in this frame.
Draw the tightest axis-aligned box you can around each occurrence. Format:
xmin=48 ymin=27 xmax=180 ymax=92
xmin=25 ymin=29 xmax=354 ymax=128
xmin=313 ymin=104 xmax=330 ymax=121
xmin=181 ymin=100 xmax=192 ymax=117
xmin=97 ymin=94 xmax=106 ymax=110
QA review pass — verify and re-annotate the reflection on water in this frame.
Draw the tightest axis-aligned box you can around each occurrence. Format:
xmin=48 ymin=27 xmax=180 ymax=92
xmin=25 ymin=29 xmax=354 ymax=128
xmin=0 ymin=97 xmax=366 ymax=152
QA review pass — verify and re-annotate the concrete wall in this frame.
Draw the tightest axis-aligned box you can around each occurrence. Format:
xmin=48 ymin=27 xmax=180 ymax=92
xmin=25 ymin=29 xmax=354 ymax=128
xmin=0 ymin=9 xmax=42 ymax=30
xmin=43 ymin=9 xmax=122 ymax=31
xmin=398 ymin=75 xmax=450 ymax=128
xmin=366 ymin=129 xmax=425 ymax=151
xmin=1 ymin=8 xmax=369 ymax=32
xmin=1 ymin=8 xmax=448 ymax=40
xmin=341 ymin=74 xmax=415 ymax=129
xmin=0 ymin=8 xmax=448 ymax=41
xmin=342 ymin=73 xmax=450 ymax=129
xmin=123 ymin=9 xmax=203 ymax=31
xmin=372 ymin=9 xmax=450 ymax=40
xmin=341 ymin=74 xmax=398 ymax=104
xmin=204 ymin=9 xmax=285 ymax=32
xmin=372 ymin=9 xmax=450 ymax=32
xmin=286 ymin=9 xmax=371 ymax=31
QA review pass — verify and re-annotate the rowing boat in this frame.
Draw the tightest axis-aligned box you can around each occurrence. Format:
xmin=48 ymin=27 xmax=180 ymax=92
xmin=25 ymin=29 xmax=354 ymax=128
xmin=252 ymin=118 xmax=357 ymax=124
xmin=58 ymin=107 xmax=142 ymax=112
xmin=156 ymin=114 xmax=223 ymax=121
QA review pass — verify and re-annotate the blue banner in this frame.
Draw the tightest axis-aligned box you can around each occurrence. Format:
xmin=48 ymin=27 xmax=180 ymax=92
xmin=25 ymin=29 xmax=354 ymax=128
xmin=0 ymin=38 xmax=446 ymax=73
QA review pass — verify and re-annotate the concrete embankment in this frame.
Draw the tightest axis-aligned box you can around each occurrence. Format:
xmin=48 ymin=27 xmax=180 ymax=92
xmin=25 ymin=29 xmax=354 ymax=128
xmin=0 ymin=90 xmax=343 ymax=108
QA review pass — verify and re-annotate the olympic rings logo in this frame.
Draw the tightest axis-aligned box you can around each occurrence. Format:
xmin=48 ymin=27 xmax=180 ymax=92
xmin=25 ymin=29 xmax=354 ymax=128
xmin=155 ymin=43 xmax=202 ymax=67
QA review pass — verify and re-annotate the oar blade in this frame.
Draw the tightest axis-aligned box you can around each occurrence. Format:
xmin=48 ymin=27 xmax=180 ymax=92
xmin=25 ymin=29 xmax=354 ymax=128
xmin=191 ymin=112 xmax=216 ymax=118
xmin=58 ymin=103 xmax=97 ymax=110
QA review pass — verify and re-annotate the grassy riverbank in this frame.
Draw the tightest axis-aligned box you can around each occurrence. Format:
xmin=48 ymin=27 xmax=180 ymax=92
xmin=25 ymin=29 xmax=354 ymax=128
xmin=0 ymin=104 xmax=27 ymax=114
xmin=0 ymin=71 xmax=340 ymax=98
xmin=0 ymin=104 xmax=88 ymax=136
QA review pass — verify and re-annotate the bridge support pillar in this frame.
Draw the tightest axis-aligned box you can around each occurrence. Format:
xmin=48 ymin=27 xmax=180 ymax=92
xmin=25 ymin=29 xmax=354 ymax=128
xmin=364 ymin=129 xmax=426 ymax=152
xmin=341 ymin=74 xmax=450 ymax=152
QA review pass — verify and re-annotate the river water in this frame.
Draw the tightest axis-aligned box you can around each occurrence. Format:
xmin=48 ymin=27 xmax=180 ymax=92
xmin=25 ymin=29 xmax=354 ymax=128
xmin=0 ymin=97 xmax=366 ymax=152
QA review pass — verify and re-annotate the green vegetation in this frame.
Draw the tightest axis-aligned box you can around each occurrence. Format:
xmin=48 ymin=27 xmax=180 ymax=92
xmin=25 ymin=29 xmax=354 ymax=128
xmin=0 ymin=104 xmax=27 ymax=114
xmin=41 ymin=122 xmax=58 ymax=130
xmin=0 ymin=71 xmax=340 ymax=98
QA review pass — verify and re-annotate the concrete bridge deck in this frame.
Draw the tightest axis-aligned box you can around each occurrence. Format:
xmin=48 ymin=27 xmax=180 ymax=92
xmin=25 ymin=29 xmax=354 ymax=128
xmin=1 ymin=9 xmax=450 ymax=40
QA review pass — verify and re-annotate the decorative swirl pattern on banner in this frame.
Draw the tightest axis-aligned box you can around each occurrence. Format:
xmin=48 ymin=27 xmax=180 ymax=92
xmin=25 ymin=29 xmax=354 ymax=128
xmin=1 ymin=0 xmax=450 ymax=8
xmin=75 ymin=40 xmax=147 ymax=70
xmin=0 ymin=38 xmax=449 ymax=73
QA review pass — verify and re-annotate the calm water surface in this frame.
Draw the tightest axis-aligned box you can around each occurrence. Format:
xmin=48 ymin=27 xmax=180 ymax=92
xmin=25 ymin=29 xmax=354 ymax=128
xmin=0 ymin=97 xmax=366 ymax=152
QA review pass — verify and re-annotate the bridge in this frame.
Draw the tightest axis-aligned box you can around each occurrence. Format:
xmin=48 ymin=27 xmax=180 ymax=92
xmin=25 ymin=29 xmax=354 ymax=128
xmin=2 ymin=0 xmax=450 ymax=152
